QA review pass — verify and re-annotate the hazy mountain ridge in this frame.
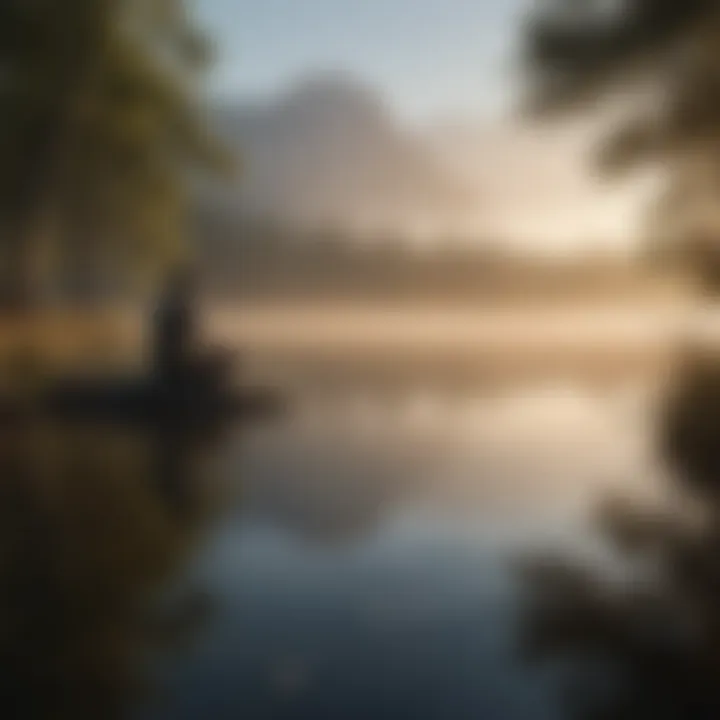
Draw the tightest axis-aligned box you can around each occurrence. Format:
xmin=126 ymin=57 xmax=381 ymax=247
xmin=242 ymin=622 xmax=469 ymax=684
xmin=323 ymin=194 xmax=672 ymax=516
xmin=212 ymin=74 xmax=477 ymax=236
xmin=203 ymin=73 xmax=647 ymax=251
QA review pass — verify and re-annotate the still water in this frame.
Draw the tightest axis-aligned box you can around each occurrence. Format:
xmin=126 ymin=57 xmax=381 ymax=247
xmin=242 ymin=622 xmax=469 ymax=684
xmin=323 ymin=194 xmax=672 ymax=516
xmin=141 ymin=363 xmax=662 ymax=720
xmin=0 ymin=359 xmax=668 ymax=719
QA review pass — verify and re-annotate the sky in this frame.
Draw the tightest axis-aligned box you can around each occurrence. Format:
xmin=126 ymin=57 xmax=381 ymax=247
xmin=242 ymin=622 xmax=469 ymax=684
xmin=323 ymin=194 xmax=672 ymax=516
xmin=196 ymin=0 xmax=648 ymax=250
xmin=198 ymin=0 xmax=528 ymax=123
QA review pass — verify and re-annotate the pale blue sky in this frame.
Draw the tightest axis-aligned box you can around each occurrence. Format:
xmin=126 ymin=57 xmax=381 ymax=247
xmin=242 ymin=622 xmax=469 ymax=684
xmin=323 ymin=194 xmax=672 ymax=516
xmin=198 ymin=0 xmax=528 ymax=122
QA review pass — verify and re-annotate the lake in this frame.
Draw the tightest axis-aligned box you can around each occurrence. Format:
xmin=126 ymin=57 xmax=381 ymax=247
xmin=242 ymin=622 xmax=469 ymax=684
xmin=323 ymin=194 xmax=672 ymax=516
xmin=0 ymin=313 xmax=684 ymax=719
xmin=137 ymin=344 xmax=666 ymax=720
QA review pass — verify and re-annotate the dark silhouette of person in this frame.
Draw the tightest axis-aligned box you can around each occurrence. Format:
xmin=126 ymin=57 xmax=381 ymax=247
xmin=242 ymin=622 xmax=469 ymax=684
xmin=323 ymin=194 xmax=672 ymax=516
xmin=153 ymin=267 xmax=197 ymax=386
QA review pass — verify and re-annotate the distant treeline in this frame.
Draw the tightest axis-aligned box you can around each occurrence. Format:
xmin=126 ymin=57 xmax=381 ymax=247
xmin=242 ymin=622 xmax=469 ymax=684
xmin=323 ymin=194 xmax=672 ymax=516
xmin=195 ymin=212 xmax=676 ymax=303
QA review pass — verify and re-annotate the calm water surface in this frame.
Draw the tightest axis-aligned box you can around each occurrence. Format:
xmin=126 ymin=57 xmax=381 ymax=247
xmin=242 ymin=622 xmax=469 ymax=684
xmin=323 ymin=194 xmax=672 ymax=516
xmin=133 ymin=362 xmax=662 ymax=720
xmin=0 ymin=354 xmax=667 ymax=719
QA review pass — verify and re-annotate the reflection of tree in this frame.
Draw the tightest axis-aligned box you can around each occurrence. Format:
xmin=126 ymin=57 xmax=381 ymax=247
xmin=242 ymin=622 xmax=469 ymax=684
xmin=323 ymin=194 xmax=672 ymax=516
xmin=519 ymin=351 xmax=720 ymax=719
xmin=0 ymin=417 xmax=226 ymax=719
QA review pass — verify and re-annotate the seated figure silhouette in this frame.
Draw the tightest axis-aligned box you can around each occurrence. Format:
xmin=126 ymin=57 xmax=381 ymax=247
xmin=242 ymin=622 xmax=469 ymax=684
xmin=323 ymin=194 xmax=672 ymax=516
xmin=151 ymin=267 xmax=240 ymax=425
xmin=37 ymin=266 xmax=282 ymax=425
xmin=153 ymin=267 xmax=198 ymax=387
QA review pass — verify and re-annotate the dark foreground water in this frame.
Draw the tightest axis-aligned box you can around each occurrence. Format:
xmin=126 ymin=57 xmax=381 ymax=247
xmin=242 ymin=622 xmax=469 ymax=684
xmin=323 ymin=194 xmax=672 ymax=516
xmin=0 ymin=363 xmax=664 ymax=720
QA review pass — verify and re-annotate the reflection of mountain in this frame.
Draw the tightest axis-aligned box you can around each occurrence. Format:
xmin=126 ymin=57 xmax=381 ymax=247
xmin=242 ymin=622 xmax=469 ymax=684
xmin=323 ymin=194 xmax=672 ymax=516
xmin=210 ymin=74 xmax=476 ymax=235
xmin=238 ymin=385 xmax=635 ymax=545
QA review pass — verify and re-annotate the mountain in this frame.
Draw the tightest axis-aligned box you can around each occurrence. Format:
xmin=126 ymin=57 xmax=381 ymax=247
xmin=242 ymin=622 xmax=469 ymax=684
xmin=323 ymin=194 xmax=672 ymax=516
xmin=209 ymin=74 xmax=477 ymax=237
xmin=199 ymin=73 xmax=649 ymax=254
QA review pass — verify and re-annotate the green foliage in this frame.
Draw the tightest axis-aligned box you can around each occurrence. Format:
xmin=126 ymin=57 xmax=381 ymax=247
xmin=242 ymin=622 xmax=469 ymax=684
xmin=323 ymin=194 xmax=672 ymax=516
xmin=0 ymin=0 xmax=230 ymax=301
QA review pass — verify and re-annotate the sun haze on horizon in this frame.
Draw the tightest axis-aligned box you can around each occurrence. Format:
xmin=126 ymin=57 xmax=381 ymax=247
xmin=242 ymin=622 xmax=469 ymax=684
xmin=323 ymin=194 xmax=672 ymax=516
xmin=198 ymin=0 xmax=652 ymax=255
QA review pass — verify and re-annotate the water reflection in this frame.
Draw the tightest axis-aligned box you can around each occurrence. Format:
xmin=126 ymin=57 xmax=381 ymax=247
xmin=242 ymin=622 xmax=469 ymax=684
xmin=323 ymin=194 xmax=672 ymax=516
xmin=0 ymin=412 xmax=235 ymax=720
xmin=145 ymin=372 xmax=656 ymax=720
xmin=519 ymin=349 xmax=720 ymax=719
xmin=0 ymin=359 xmax=676 ymax=720
xmin=239 ymin=381 xmax=654 ymax=543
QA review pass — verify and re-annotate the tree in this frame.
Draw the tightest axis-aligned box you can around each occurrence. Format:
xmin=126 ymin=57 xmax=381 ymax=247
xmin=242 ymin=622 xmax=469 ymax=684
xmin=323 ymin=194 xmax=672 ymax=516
xmin=517 ymin=10 xmax=720 ymax=714
xmin=0 ymin=0 xmax=228 ymax=307
xmin=524 ymin=1 xmax=720 ymax=288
